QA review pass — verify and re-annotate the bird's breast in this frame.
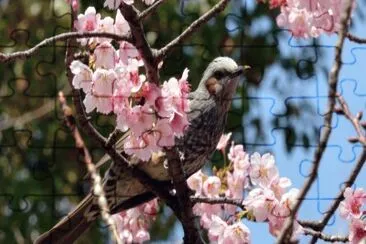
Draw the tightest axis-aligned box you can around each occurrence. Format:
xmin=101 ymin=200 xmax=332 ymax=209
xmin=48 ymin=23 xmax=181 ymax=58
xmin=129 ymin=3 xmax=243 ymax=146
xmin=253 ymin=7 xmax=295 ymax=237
xmin=176 ymin=102 xmax=228 ymax=176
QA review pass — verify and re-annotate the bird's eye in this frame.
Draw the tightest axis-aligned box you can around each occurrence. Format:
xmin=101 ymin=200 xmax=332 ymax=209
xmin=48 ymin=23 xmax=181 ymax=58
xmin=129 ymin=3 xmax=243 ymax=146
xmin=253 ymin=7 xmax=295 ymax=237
xmin=214 ymin=71 xmax=226 ymax=80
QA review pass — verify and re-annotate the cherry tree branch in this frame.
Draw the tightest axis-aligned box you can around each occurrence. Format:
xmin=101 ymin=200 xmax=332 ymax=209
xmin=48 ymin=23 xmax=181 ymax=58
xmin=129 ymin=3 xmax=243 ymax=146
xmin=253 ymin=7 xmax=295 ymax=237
xmin=139 ymin=0 xmax=166 ymax=20
xmin=346 ymin=32 xmax=366 ymax=44
xmin=336 ymin=94 xmax=366 ymax=145
xmin=105 ymin=129 xmax=124 ymax=148
xmin=191 ymin=196 xmax=245 ymax=208
xmin=303 ymin=228 xmax=349 ymax=242
xmin=156 ymin=0 xmax=231 ymax=62
xmin=119 ymin=2 xmax=159 ymax=84
xmin=166 ymin=148 xmax=203 ymax=244
xmin=58 ymin=91 xmax=122 ymax=244
xmin=276 ymin=0 xmax=355 ymax=242
xmin=0 ymin=32 xmax=132 ymax=63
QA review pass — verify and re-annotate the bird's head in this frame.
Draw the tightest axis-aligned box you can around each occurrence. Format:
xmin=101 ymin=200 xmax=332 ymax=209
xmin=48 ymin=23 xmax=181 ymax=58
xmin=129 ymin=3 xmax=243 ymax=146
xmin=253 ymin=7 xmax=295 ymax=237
xmin=198 ymin=57 xmax=250 ymax=101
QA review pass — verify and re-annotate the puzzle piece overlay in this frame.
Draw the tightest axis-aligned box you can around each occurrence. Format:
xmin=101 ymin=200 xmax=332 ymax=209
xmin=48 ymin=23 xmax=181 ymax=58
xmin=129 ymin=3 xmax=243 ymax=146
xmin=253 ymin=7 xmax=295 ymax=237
xmin=0 ymin=0 xmax=365 ymax=243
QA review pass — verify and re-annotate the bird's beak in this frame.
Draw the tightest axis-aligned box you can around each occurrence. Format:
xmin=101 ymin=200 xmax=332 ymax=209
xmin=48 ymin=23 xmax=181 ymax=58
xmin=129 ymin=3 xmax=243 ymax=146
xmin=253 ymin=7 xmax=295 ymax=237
xmin=230 ymin=65 xmax=251 ymax=79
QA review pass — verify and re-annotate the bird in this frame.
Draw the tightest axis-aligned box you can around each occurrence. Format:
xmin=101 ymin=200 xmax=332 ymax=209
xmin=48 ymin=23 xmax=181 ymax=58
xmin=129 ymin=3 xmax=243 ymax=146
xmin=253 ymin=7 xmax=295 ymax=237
xmin=35 ymin=57 xmax=248 ymax=244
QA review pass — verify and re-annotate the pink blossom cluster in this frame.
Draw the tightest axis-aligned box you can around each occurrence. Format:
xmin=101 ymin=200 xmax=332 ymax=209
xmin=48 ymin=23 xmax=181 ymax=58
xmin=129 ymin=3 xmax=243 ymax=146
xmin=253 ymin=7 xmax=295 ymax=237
xmin=71 ymin=7 xmax=191 ymax=161
xmin=104 ymin=0 xmax=156 ymax=10
xmin=112 ymin=198 xmax=159 ymax=243
xmin=187 ymin=133 xmax=303 ymax=243
xmin=259 ymin=0 xmax=355 ymax=38
xmin=339 ymin=187 xmax=366 ymax=243
xmin=74 ymin=7 xmax=130 ymax=46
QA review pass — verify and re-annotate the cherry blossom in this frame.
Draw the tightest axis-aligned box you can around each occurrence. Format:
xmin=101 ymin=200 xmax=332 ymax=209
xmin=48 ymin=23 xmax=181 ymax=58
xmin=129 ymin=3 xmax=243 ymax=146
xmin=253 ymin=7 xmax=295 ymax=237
xmin=221 ymin=222 xmax=251 ymax=244
xmin=122 ymin=105 xmax=155 ymax=137
xmin=249 ymin=152 xmax=279 ymax=187
xmin=153 ymin=119 xmax=175 ymax=147
xmin=216 ymin=132 xmax=232 ymax=151
xmin=112 ymin=199 xmax=158 ymax=243
xmin=97 ymin=16 xmax=115 ymax=43
xmin=269 ymin=176 xmax=292 ymax=199
xmin=125 ymin=58 xmax=146 ymax=93
xmin=228 ymin=143 xmax=248 ymax=168
xmin=268 ymin=216 xmax=303 ymax=241
xmin=84 ymin=68 xmax=117 ymax=114
xmin=262 ymin=0 xmax=356 ymax=38
xmin=70 ymin=60 xmax=93 ymax=92
xmin=157 ymin=73 xmax=190 ymax=120
xmin=203 ymin=176 xmax=221 ymax=197
xmin=187 ymin=139 xmax=302 ymax=241
xmin=207 ymin=215 xmax=251 ymax=244
xmin=119 ymin=41 xmax=140 ymax=65
xmin=74 ymin=7 xmax=101 ymax=45
xmin=339 ymin=187 xmax=366 ymax=220
xmin=273 ymin=188 xmax=299 ymax=219
xmin=208 ymin=215 xmax=228 ymax=242
xmin=75 ymin=7 xmax=99 ymax=32
xmin=243 ymin=188 xmax=277 ymax=222
xmin=349 ymin=218 xmax=366 ymax=244
xmin=94 ymin=41 xmax=117 ymax=69
xmin=170 ymin=112 xmax=189 ymax=137
xmin=124 ymin=133 xmax=160 ymax=162
xmin=71 ymin=8 xmax=191 ymax=161
xmin=141 ymin=82 xmax=160 ymax=106
xmin=187 ymin=170 xmax=204 ymax=195
xmin=114 ymin=10 xmax=130 ymax=36
xmin=226 ymin=171 xmax=248 ymax=199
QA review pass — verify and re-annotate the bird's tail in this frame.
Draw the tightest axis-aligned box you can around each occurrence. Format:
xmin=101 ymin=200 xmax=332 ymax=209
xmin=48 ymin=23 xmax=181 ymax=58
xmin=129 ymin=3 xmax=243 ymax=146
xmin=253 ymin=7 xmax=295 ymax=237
xmin=34 ymin=193 xmax=94 ymax=244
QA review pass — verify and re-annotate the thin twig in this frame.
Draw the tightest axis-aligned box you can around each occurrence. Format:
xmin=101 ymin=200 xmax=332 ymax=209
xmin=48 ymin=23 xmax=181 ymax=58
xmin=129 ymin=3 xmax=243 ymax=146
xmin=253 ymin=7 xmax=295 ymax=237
xmin=12 ymin=227 xmax=25 ymax=244
xmin=191 ymin=196 xmax=245 ymax=209
xmin=276 ymin=0 xmax=355 ymax=242
xmin=58 ymin=91 xmax=122 ymax=244
xmin=336 ymin=94 xmax=366 ymax=145
xmin=297 ymin=220 xmax=322 ymax=230
xmin=119 ymin=3 xmax=159 ymax=84
xmin=105 ymin=129 xmax=124 ymax=148
xmin=346 ymin=32 xmax=366 ymax=44
xmin=156 ymin=0 xmax=231 ymax=61
xmin=0 ymin=32 xmax=132 ymax=63
xmin=303 ymin=228 xmax=349 ymax=242
xmin=139 ymin=0 xmax=166 ymax=20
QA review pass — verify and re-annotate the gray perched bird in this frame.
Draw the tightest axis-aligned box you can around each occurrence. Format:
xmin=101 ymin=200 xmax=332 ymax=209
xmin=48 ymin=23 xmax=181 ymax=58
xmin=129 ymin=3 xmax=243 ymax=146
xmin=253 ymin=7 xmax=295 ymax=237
xmin=35 ymin=57 xmax=248 ymax=244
